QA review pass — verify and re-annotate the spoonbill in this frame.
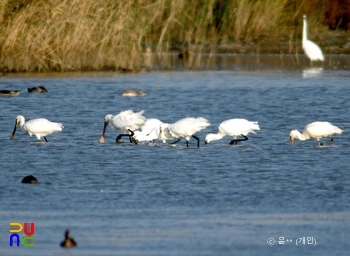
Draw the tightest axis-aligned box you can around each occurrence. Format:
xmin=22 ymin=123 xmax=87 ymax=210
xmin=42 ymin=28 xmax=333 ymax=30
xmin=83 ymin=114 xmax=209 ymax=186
xmin=132 ymin=118 xmax=163 ymax=143
xmin=142 ymin=123 xmax=176 ymax=143
xmin=99 ymin=110 xmax=146 ymax=143
xmin=120 ymin=89 xmax=146 ymax=96
xmin=10 ymin=115 xmax=63 ymax=142
xmin=60 ymin=230 xmax=77 ymax=248
xmin=290 ymin=121 xmax=343 ymax=145
xmin=159 ymin=117 xmax=210 ymax=148
xmin=302 ymin=15 xmax=324 ymax=62
xmin=205 ymin=119 xmax=260 ymax=144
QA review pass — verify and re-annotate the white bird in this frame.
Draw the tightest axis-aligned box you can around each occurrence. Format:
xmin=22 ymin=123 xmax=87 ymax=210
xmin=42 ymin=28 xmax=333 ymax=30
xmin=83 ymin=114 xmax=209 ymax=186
xmin=10 ymin=115 xmax=63 ymax=142
xmin=205 ymin=119 xmax=260 ymax=145
xmin=290 ymin=121 xmax=343 ymax=145
xmin=159 ymin=117 xmax=210 ymax=148
xmin=132 ymin=118 xmax=164 ymax=143
xmin=99 ymin=110 xmax=146 ymax=143
xmin=302 ymin=15 xmax=324 ymax=62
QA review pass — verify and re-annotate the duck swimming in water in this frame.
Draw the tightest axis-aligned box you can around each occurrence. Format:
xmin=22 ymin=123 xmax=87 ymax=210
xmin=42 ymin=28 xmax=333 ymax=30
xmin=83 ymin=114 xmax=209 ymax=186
xmin=27 ymin=86 xmax=48 ymax=93
xmin=60 ymin=230 xmax=77 ymax=248
xmin=21 ymin=175 xmax=38 ymax=184
xmin=120 ymin=89 xmax=146 ymax=96
xmin=0 ymin=89 xmax=21 ymax=96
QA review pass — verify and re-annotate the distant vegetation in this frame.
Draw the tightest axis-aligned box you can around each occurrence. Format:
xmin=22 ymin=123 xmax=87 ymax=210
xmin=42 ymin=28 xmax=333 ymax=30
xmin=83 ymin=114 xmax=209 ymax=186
xmin=0 ymin=0 xmax=349 ymax=72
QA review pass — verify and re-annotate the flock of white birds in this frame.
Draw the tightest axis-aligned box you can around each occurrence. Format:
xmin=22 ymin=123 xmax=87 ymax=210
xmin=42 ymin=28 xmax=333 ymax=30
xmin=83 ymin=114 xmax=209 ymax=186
xmin=9 ymin=16 xmax=335 ymax=147
xmin=10 ymin=109 xmax=343 ymax=148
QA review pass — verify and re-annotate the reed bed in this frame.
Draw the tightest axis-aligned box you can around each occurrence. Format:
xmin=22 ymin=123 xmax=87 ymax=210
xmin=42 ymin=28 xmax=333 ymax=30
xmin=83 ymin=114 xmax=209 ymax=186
xmin=0 ymin=0 xmax=346 ymax=72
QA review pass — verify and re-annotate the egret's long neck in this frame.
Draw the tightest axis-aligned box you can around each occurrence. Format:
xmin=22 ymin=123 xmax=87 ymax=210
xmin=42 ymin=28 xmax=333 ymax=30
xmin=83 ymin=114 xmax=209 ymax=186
xmin=303 ymin=19 xmax=308 ymax=42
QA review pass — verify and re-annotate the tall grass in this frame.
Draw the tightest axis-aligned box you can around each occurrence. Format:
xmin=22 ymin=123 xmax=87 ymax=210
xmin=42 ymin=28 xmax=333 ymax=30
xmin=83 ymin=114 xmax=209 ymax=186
xmin=0 ymin=0 xmax=340 ymax=72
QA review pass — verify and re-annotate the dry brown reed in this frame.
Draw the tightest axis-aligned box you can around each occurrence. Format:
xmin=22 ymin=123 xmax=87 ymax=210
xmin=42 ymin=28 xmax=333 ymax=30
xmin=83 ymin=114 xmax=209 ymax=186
xmin=0 ymin=0 xmax=343 ymax=72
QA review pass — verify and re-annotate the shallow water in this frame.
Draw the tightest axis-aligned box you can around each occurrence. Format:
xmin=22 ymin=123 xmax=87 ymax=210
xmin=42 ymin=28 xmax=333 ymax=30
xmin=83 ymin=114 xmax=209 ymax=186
xmin=0 ymin=55 xmax=350 ymax=255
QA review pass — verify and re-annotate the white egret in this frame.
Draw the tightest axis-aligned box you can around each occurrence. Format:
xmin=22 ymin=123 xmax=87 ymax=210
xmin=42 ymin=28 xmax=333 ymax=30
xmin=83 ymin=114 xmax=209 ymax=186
xmin=302 ymin=15 xmax=324 ymax=62
xmin=205 ymin=119 xmax=260 ymax=144
xmin=159 ymin=117 xmax=210 ymax=148
xmin=289 ymin=121 xmax=343 ymax=145
xmin=132 ymin=118 xmax=164 ymax=143
xmin=99 ymin=110 xmax=146 ymax=143
xmin=10 ymin=115 xmax=63 ymax=142
xmin=119 ymin=89 xmax=146 ymax=96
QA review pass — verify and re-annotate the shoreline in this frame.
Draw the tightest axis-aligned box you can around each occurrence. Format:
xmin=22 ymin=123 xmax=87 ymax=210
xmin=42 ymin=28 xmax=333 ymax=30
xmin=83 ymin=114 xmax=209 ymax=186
xmin=0 ymin=53 xmax=349 ymax=77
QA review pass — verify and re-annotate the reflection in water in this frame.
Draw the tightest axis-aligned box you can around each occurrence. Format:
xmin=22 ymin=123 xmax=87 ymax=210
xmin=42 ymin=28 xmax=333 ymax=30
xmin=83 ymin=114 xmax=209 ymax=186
xmin=302 ymin=67 xmax=324 ymax=78
xmin=1 ymin=54 xmax=349 ymax=78
xmin=152 ymin=54 xmax=349 ymax=71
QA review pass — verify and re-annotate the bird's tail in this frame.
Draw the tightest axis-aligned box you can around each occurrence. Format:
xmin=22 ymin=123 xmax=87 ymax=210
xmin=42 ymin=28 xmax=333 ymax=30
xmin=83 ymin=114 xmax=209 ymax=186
xmin=196 ymin=117 xmax=211 ymax=128
xmin=334 ymin=126 xmax=343 ymax=134
xmin=56 ymin=123 xmax=64 ymax=131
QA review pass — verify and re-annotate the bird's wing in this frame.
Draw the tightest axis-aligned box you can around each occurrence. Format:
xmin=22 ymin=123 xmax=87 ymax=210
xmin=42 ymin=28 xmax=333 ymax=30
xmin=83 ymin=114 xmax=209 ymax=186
xmin=305 ymin=122 xmax=335 ymax=137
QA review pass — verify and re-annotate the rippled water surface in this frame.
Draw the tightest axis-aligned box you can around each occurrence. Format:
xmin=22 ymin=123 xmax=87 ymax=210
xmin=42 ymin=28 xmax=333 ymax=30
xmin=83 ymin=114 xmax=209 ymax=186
xmin=1 ymin=55 xmax=350 ymax=255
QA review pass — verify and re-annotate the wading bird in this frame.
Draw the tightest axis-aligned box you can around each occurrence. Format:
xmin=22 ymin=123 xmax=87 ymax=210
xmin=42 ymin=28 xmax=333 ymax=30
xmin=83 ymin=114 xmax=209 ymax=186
xmin=205 ymin=119 xmax=260 ymax=145
xmin=302 ymin=15 xmax=324 ymax=62
xmin=132 ymin=118 xmax=163 ymax=143
xmin=289 ymin=121 xmax=343 ymax=146
xmin=10 ymin=115 xmax=63 ymax=142
xmin=60 ymin=230 xmax=77 ymax=248
xmin=99 ymin=110 xmax=146 ymax=143
xmin=159 ymin=117 xmax=210 ymax=148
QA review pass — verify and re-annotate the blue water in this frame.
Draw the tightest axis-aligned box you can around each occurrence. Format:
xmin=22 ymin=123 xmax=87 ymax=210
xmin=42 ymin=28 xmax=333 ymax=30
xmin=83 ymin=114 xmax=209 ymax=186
xmin=1 ymin=56 xmax=350 ymax=255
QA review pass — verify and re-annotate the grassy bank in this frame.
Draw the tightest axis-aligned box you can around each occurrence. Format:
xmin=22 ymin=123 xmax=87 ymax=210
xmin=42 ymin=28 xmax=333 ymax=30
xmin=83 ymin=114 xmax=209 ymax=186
xmin=0 ymin=0 xmax=349 ymax=72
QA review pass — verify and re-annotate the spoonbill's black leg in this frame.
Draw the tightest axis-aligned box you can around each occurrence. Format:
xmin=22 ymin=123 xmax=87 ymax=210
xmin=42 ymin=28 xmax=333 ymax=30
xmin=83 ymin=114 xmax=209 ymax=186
xmin=44 ymin=137 xmax=48 ymax=142
xmin=128 ymin=129 xmax=134 ymax=143
xmin=116 ymin=129 xmax=134 ymax=143
xmin=317 ymin=139 xmax=325 ymax=146
xmin=229 ymin=134 xmax=248 ymax=144
xmin=328 ymin=136 xmax=334 ymax=142
xmin=192 ymin=135 xmax=200 ymax=148
xmin=170 ymin=138 xmax=181 ymax=145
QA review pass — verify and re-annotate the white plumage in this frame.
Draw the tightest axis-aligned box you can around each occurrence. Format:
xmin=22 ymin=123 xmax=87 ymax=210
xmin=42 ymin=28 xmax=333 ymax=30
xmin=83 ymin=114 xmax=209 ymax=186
xmin=159 ymin=117 xmax=210 ymax=147
xmin=205 ymin=119 xmax=260 ymax=144
xmin=302 ymin=15 xmax=324 ymax=62
xmin=10 ymin=115 xmax=63 ymax=142
xmin=289 ymin=121 xmax=343 ymax=145
xmin=132 ymin=118 xmax=164 ymax=143
xmin=99 ymin=110 xmax=146 ymax=143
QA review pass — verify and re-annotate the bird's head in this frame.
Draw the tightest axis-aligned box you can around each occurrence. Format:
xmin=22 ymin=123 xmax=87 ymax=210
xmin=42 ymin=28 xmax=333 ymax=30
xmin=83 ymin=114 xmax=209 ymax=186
xmin=16 ymin=115 xmax=25 ymax=126
xmin=289 ymin=130 xmax=298 ymax=145
xmin=104 ymin=114 xmax=113 ymax=124
xmin=205 ymin=133 xmax=214 ymax=144
xmin=10 ymin=115 xmax=25 ymax=141
xmin=99 ymin=114 xmax=113 ymax=143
